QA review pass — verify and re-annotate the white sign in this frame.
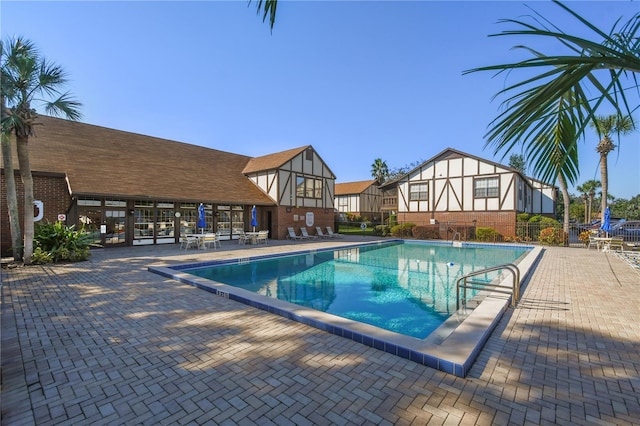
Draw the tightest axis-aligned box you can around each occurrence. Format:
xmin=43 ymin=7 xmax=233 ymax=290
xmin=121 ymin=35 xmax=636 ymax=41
xmin=100 ymin=225 xmax=107 ymax=234
xmin=57 ymin=214 xmax=66 ymax=221
xmin=360 ymin=222 xmax=367 ymax=230
xmin=306 ymin=212 xmax=314 ymax=227
xmin=33 ymin=200 xmax=44 ymax=222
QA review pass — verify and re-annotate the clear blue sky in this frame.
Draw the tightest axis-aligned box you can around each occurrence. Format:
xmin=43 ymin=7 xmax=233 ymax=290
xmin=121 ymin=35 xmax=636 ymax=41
xmin=2 ymin=0 xmax=639 ymax=199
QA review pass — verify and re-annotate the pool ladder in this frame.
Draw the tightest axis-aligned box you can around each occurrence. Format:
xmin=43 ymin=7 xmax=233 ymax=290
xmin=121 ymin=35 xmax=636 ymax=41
xmin=456 ymin=263 xmax=520 ymax=309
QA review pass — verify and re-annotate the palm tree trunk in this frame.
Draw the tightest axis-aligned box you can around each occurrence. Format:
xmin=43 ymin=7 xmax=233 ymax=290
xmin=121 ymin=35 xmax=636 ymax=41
xmin=558 ymin=173 xmax=570 ymax=246
xmin=600 ymin=152 xmax=609 ymax=216
xmin=1 ymin=133 xmax=23 ymax=261
xmin=16 ymin=134 xmax=34 ymax=264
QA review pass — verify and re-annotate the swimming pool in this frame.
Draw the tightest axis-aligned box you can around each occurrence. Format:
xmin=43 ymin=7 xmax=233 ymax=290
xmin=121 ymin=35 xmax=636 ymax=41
xmin=150 ymin=240 xmax=541 ymax=376
xmin=184 ymin=241 xmax=529 ymax=339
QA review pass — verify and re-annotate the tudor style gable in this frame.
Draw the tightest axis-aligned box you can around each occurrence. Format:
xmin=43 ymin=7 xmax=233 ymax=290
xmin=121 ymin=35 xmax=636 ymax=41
xmin=243 ymin=146 xmax=336 ymax=209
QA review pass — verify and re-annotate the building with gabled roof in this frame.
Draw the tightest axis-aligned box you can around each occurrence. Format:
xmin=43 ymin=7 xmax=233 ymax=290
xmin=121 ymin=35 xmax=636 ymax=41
xmin=379 ymin=148 xmax=557 ymax=238
xmin=334 ymin=179 xmax=382 ymax=221
xmin=0 ymin=116 xmax=336 ymax=254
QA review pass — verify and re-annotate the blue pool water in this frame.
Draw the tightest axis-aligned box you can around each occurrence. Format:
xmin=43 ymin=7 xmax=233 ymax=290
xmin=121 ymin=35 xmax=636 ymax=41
xmin=185 ymin=241 xmax=529 ymax=339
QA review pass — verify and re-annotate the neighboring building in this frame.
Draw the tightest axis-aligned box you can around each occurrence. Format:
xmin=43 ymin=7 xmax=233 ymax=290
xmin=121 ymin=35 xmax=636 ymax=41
xmin=334 ymin=179 xmax=382 ymax=221
xmin=0 ymin=116 xmax=336 ymax=255
xmin=379 ymin=148 xmax=557 ymax=237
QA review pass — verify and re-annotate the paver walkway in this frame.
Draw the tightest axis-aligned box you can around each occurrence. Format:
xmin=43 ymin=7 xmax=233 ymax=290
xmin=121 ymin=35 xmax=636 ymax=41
xmin=2 ymin=239 xmax=639 ymax=425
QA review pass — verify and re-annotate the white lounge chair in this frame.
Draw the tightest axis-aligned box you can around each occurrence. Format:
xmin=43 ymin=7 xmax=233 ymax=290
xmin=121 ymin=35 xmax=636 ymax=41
xmin=287 ymin=227 xmax=304 ymax=240
xmin=326 ymin=226 xmax=342 ymax=238
xmin=300 ymin=227 xmax=316 ymax=239
xmin=315 ymin=226 xmax=329 ymax=238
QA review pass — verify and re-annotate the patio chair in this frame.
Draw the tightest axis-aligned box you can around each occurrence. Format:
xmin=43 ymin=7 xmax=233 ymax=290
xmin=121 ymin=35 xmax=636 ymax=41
xmin=256 ymin=230 xmax=269 ymax=245
xmin=287 ymin=227 xmax=304 ymax=240
xmin=587 ymin=234 xmax=600 ymax=250
xmin=202 ymin=233 xmax=220 ymax=249
xmin=326 ymin=226 xmax=342 ymax=238
xmin=300 ymin=227 xmax=316 ymax=239
xmin=607 ymin=237 xmax=624 ymax=252
xmin=315 ymin=226 xmax=329 ymax=238
xmin=180 ymin=235 xmax=198 ymax=250
xmin=237 ymin=231 xmax=249 ymax=245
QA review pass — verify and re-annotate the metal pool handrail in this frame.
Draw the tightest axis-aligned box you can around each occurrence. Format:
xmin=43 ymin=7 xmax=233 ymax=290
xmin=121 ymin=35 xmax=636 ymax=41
xmin=456 ymin=263 xmax=521 ymax=310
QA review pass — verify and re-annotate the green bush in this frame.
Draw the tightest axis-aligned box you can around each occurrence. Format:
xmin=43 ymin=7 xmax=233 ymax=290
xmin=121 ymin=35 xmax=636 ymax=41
xmin=476 ymin=227 xmax=500 ymax=242
xmin=390 ymin=222 xmax=415 ymax=238
xmin=34 ymin=221 xmax=93 ymax=262
xmin=31 ymin=247 xmax=53 ymax=265
xmin=412 ymin=225 xmax=441 ymax=240
xmin=373 ymin=225 xmax=391 ymax=236
xmin=516 ymin=213 xmax=531 ymax=222
xmin=388 ymin=214 xmax=398 ymax=227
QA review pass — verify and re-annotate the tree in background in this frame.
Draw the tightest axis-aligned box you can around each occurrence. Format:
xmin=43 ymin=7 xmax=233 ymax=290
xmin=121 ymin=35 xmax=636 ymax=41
xmin=370 ymin=158 xmax=389 ymax=183
xmin=508 ymin=154 xmax=527 ymax=174
xmin=1 ymin=37 xmax=81 ymax=264
xmin=465 ymin=0 xmax=639 ymax=194
xmin=576 ymin=180 xmax=601 ymax=222
xmin=590 ymin=114 xmax=635 ymax=216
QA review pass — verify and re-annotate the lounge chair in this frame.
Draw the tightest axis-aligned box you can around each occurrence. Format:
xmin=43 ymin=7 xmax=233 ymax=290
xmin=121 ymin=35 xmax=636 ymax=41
xmin=315 ymin=226 xmax=329 ymax=238
xmin=326 ymin=226 xmax=342 ymax=238
xmin=287 ymin=227 xmax=304 ymax=240
xmin=300 ymin=227 xmax=316 ymax=239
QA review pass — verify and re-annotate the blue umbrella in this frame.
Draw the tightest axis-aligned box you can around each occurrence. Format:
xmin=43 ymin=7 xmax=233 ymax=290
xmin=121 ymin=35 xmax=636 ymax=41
xmin=197 ymin=203 xmax=206 ymax=232
xmin=601 ymin=206 xmax=612 ymax=236
xmin=251 ymin=205 xmax=258 ymax=232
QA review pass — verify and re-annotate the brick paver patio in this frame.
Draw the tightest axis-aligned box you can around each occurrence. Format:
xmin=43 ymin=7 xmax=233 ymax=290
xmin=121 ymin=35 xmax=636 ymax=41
xmin=2 ymin=239 xmax=639 ymax=425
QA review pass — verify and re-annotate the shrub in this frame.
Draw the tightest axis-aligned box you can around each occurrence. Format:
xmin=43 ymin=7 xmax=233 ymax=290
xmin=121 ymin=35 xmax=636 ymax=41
xmin=578 ymin=230 xmax=592 ymax=246
xmin=31 ymin=247 xmax=53 ymax=265
xmin=373 ymin=225 xmax=391 ymax=236
xmin=390 ymin=222 xmax=415 ymax=238
xmin=476 ymin=227 xmax=500 ymax=242
xmin=34 ymin=221 xmax=92 ymax=262
xmin=388 ymin=214 xmax=397 ymax=227
xmin=538 ymin=227 xmax=567 ymax=246
xmin=516 ymin=213 xmax=531 ymax=222
xmin=412 ymin=225 xmax=441 ymax=240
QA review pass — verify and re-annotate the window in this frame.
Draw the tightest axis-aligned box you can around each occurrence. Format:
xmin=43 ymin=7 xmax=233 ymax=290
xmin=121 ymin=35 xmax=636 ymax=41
xmin=296 ymin=175 xmax=322 ymax=199
xmin=409 ymin=183 xmax=428 ymax=201
xmin=474 ymin=177 xmax=499 ymax=198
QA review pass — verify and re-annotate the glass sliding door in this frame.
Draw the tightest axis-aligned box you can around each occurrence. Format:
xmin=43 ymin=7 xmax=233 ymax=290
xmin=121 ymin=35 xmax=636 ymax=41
xmin=105 ymin=210 xmax=126 ymax=245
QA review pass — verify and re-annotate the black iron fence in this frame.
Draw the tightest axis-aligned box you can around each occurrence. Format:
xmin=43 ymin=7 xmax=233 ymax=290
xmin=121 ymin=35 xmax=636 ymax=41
xmin=334 ymin=220 xmax=639 ymax=248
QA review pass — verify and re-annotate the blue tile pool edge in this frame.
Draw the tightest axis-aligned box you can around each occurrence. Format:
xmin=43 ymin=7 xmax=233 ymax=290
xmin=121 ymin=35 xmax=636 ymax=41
xmin=148 ymin=241 xmax=542 ymax=377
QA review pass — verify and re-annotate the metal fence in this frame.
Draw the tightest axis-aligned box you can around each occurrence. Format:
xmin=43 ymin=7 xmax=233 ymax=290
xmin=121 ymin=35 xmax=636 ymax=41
xmin=334 ymin=220 xmax=639 ymax=248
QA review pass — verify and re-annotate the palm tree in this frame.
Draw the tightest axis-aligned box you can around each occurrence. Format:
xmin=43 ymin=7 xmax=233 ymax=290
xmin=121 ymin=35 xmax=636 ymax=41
xmin=1 ymin=36 xmax=81 ymax=264
xmin=465 ymin=0 xmax=639 ymax=187
xmin=577 ymin=179 xmax=601 ymax=222
xmin=1 ymin=131 xmax=21 ymax=260
xmin=370 ymin=158 xmax=389 ymax=183
xmin=250 ymin=0 xmax=278 ymax=29
xmin=590 ymin=114 xmax=635 ymax=216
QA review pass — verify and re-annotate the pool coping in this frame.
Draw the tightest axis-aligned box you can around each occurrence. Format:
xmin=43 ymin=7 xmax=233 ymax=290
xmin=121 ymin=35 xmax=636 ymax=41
xmin=149 ymin=240 xmax=543 ymax=377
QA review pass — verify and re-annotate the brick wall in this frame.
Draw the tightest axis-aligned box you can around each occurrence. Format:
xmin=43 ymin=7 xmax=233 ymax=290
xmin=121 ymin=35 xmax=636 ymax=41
xmin=394 ymin=211 xmax=518 ymax=237
xmin=1 ymin=171 xmax=71 ymax=257
xmin=273 ymin=206 xmax=334 ymax=239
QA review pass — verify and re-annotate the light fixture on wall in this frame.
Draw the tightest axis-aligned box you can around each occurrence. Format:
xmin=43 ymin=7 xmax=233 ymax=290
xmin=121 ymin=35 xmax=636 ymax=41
xmin=175 ymin=212 xmax=181 ymax=218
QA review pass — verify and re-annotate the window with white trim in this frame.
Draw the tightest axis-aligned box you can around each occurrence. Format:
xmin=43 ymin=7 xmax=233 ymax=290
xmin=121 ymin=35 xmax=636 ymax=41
xmin=409 ymin=183 xmax=428 ymax=201
xmin=474 ymin=177 xmax=499 ymax=198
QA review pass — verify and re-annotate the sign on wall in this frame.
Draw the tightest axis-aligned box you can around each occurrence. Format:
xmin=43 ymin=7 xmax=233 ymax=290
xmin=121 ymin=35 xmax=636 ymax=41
xmin=306 ymin=212 xmax=314 ymax=227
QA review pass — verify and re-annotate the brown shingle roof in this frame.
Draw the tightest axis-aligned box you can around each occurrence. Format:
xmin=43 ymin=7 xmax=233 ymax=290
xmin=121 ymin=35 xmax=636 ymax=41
xmin=6 ymin=116 xmax=275 ymax=205
xmin=335 ymin=180 xmax=377 ymax=195
xmin=242 ymin=145 xmax=310 ymax=174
